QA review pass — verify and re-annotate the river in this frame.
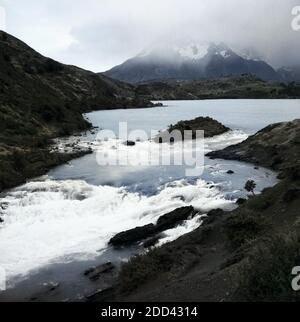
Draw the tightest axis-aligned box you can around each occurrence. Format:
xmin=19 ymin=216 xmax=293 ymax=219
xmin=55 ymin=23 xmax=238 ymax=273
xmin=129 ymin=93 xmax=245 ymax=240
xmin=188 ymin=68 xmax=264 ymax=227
xmin=0 ymin=99 xmax=299 ymax=301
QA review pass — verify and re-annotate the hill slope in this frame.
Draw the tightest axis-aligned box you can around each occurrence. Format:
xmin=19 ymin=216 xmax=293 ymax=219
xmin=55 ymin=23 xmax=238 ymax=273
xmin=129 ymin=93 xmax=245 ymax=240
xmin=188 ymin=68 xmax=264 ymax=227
xmin=0 ymin=31 xmax=153 ymax=145
xmin=0 ymin=31 xmax=153 ymax=191
xmin=278 ymin=66 xmax=300 ymax=83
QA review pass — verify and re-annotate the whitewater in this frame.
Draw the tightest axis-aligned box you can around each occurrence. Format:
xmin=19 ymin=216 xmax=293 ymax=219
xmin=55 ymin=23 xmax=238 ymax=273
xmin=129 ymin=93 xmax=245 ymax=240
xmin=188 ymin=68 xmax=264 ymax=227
xmin=1 ymin=98 xmax=298 ymax=290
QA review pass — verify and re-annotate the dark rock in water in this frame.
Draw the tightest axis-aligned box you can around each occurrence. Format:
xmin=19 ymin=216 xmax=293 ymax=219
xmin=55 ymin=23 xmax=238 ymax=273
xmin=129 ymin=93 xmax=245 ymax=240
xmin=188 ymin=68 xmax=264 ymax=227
xmin=0 ymin=202 xmax=9 ymax=210
xmin=29 ymin=282 xmax=60 ymax=301
xmin=236 ymin=198 xmax=247 ymax=205
xmin=124 ymin=141 xmax=136 ymax=146
xmin=227 ymin=170 xmax=235 ymax=174
xmin=84 ymin=262 xmax=115 ymax=281
xmin=86 ymin=287 xmax=115 ymax=302
xmin=156 ymin=206 xmax=195 ymax=231
xmin=109 ymin=224 xmax=156 ymax=247
xmin=155 ymin=117 xmax=230 ymax=143
xmin=48 ymin=282 xmax=60 ymax=292
xmin=109 ymin=206 xmax=195 ymax=247
xmin=0 ymin=217 xmax=3 ymax=223
xmin=153 ymin=102 xmax=164 ymax=107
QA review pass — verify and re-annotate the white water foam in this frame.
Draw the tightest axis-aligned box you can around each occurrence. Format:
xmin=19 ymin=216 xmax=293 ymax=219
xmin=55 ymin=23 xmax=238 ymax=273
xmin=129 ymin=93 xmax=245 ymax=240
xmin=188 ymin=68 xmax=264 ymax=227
xmin=53 ymin=130 xmax=248 ymax=172
xmin=0 ymin=178 xmax=235 ymax=283
xmin=0 ymin=130 xmax=248 ymax=285
xmin=53 ymin=129 xmax=247 ymax=156
xmin=157 ymin=214 xmax=205 ymax=247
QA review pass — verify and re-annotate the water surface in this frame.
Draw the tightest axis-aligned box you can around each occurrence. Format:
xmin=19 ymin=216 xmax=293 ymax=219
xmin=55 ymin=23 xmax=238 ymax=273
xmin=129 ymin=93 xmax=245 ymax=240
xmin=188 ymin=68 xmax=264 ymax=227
xmin=0 ymin=99 xmax=298 ymax=301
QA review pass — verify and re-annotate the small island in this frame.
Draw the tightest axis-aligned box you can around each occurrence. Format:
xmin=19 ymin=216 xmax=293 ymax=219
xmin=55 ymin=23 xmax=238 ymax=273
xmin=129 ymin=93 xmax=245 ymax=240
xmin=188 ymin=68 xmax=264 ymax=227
xmin=155 ymin=116 xmax=230 ymax=143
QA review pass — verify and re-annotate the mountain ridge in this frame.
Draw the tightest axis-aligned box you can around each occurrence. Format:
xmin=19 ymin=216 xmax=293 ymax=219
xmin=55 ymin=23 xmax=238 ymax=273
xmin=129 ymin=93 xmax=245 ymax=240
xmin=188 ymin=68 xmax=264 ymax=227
xmin=105 ymin=42 xmax=281 ymax=83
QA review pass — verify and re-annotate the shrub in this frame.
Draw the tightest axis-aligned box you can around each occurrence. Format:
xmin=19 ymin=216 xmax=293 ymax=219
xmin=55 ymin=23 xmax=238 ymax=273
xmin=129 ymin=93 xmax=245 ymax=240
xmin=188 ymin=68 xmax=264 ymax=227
xmin=247 ymin=195 xmax=272 ymax=211
xmin=245 ymin=180 xmax=256 ymax=196
xmin=119 ymin=248 xmax=174 ymax=294
xmin=10 ymin=150 xmax=28 ymax=171
xmin=226 ymin=210 xmax=267 ymax=249
xmin=237 ymin=233 xmax=300 ymax=302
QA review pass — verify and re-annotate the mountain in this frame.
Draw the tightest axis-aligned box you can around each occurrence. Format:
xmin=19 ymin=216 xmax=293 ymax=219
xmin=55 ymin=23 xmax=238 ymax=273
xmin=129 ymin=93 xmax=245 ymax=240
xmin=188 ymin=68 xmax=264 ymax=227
xmin=105 ymin=42 xmax=280 ymax=83
xmin=277 ymin=66 xmax=300 ymax=83
xmin=0 ymin=31 xmax=153 ymax=191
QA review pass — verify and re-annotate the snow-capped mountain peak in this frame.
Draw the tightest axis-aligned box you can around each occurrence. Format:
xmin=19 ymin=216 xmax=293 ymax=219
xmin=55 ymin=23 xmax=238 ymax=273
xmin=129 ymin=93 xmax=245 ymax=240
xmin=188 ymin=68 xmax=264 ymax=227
xmin=105 ymin=41 xmax=280 ymax=83
xmin=137 ymin=42 xmax=237 ymax=61
xmin=175 ymin=44 xmax=210 ymax=60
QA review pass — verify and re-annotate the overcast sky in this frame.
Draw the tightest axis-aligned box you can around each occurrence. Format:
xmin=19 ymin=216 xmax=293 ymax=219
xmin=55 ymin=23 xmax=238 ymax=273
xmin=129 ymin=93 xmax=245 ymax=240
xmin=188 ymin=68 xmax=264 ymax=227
xmin=1 ymin=0 xmax=300 ymax=71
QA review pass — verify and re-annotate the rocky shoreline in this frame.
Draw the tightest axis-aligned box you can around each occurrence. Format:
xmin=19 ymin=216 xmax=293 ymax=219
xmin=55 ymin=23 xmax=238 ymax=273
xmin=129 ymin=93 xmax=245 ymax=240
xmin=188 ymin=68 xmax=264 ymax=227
xmin=155 ymin=116 xmax=230 ymax=143
xmin=207 ymin=120 xmax=300 ymax=174
xmin=89 ymin=119 xmax=300 ymax=302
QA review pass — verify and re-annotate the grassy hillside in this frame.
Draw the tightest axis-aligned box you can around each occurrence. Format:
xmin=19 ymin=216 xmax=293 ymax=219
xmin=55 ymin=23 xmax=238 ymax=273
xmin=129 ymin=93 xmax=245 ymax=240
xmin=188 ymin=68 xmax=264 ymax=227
xmin=0 ymin=31 xmax=153 ymax=191
xmin=136 ymin=75 xmax=300 ymax=100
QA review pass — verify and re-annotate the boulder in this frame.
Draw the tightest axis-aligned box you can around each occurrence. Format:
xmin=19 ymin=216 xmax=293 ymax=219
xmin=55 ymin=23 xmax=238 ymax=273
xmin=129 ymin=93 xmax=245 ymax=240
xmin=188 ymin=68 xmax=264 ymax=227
xmin=227 ymin=170 xmax=235 ymax=174
xmin=84 ymin=262 xmax=115 ymax=281
xmin=152 ymin=102 xmax=164 ymax=107
xmin=0 ymin=202 xmax=9 ymax=210
xmin=109 ymin=224 xmax=155 ymax=247
xmin=156 ymin=206 xmax=195 ymax=231
xmin=124 ymin=141 xmax=136 ymax=146
xmin=86 ymin=287 xmax=115 ymax=302
xmin=109 ymin=206 xmax=195 ymax=247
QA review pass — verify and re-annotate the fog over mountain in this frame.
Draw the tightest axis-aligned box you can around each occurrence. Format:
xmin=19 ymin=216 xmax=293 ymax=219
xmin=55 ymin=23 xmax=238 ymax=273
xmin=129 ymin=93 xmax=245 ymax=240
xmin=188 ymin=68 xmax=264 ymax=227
xmin=2 ymin=0 xmax=300 ymax=72
xmin=105 ymin=42 xmax=282 ymax=83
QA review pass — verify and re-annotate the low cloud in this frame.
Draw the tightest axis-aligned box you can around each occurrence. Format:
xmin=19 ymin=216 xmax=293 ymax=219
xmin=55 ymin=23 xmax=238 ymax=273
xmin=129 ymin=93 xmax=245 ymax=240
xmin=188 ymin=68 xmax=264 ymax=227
xmin=2 ymin=0 xmax=300 ymax=71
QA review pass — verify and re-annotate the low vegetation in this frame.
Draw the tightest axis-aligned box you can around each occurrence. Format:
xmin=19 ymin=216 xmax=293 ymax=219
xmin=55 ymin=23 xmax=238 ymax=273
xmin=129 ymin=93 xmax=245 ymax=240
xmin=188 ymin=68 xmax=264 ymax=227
xmin=0 ymin=30 xmax=153 ymax=191
xmin=119 ymin=248 xmax=175 ymax=293
xmin=136 ymin=75 xmax=300 ymax=101
xmin=225 ymin=209 xmax=267 ymax=250
xmin=237 ymin=232 xmax=300 ymax=302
